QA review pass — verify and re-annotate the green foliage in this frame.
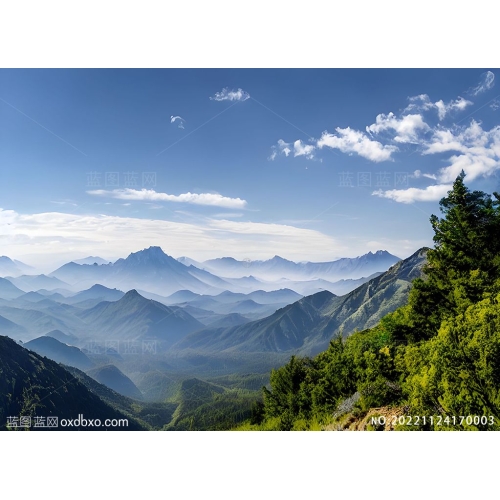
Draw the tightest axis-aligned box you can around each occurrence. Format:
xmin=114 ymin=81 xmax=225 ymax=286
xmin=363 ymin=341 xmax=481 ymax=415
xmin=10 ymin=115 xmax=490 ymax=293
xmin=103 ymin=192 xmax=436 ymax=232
xmin=252 ymin=172 xmax=500 ymax=431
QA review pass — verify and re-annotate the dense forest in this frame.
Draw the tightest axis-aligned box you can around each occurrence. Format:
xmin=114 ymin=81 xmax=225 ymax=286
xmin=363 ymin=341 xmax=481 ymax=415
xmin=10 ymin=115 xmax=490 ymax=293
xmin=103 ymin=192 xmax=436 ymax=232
xmin=242 ymin=172 xmax=500 ymax=430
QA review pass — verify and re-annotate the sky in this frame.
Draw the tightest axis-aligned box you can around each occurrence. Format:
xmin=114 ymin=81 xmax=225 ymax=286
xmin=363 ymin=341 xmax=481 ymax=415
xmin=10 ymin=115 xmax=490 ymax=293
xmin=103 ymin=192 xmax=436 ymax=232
xmin=1 ymin=68 xmax=500 ymax=269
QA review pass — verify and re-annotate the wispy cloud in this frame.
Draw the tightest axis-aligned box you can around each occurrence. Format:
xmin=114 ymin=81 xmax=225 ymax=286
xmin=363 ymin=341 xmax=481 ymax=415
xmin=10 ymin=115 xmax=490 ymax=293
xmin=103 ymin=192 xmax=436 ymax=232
xmin=87 ymin=188 xmax=247 ymax=209
xmin=373 ymin=184 xmax=452 ymax=203
xmin=404 ymin=94 xmax=472 ymax=120
xmin=170 ymin=115 xmax=185 ymax=129
xmin=213 ymin=212 xmax=244 ymax=218
xmin=411 ymin=170 xmax=437 ymax=180
xmin=0 ymin=209 xmax=343 ymax=265
xmin=269 ymin=139 xmax=316 ymax=161
xmin=468 ymin=71 xmax=495 ymax=96
xmin=317 ymin=127 xmax=397 ymax=162
xmin=210 ymin=87 xmax=250 ymax=102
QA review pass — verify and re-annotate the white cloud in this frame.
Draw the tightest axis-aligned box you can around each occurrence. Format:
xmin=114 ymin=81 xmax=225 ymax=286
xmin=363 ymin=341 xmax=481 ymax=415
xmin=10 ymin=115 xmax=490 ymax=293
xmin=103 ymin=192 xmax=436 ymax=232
xmin=210 ymin=87 xmax=250 ymax=102
xmin=469 ymin=71 xmax=495 ymax=96
xmin=87 ymin=188 xmax=247 ymax=209
xmin=372 ymin=184 xmax=452 ymax=203
xmin=423 ymin=120 xmax=500 ymax=182
xmin=490 ymin=99 xmax=500 ymax=111
xmin=170 ymin=115 xmax=185 ymax=129
xmin=434 ymin=97 xmax=472 ymax=120
xmin=0 ymin=209 xmax=343 ymax=267
xmin=293 ymin=140 xmax=315 ymax=159
xmin=269 ymin=139 xmax=292 ymax=160
xmin=411 ymin=170 xmax=437 ymax=180
xmin=367 ymin=113 xmax=429 ymax=143
xmin=317 ymin=127 xmax=397 ymax=162
xmin=404 ymin=94 xmax=472 ymax=120
xmin=404 ymin=94 xmax=435 ymax=113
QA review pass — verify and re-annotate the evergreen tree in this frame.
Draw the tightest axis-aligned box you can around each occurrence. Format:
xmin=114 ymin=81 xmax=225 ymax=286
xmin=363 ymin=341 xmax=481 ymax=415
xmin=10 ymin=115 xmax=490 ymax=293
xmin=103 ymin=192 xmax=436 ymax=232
xmin=408 ymin=171 xmax=500 ymax=340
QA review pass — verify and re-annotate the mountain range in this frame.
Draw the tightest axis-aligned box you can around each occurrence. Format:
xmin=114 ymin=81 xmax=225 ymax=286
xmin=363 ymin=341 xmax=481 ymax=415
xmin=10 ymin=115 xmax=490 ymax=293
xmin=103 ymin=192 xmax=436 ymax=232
xmin=173 ymin=248 xmax=428 ymax=355
xmin=180 ymin=250 xmax=400 ymax=281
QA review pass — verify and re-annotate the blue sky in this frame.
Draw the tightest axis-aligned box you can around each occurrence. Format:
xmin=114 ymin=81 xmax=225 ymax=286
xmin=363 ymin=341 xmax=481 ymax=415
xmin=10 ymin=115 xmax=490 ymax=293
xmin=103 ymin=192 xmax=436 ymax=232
xmin=1 ymin=69 xmax=499 ymax=268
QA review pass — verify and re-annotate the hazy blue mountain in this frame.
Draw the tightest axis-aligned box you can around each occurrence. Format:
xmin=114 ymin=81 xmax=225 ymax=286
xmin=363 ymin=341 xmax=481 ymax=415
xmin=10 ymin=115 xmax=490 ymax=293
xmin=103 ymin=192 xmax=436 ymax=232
xmin=14 ymin=291 xmax=47 ymax=303
xmin=64 ymin=284 xmax=125 ymax=304
xmin=44 ymin=329 xmax=78 ymax=344
xmin=73 ymin=256 xmax=112 ymax=265
xmin=327 ymin=272 xmax=383 ymax=296
xmin=77 ymin=289 xmax=204 ymax=346
xmin=177 ymin=256 xmax=202 ymax=267
xmin=174 ymin=291 xmax=334 ymax=353
xmin=36 ymin=288 xmax=73 ymax=297
xmin=0 ymin=277 xmax=25 ymax=300
xmin=174 ymin=248 xmax=427 ymax=355
xmin=6 ymin=274 xmax=70 ymax=292
xmin=204 ymin=313 xmax=251 ymax=328
xmin=50 ymin=247 xmax=227 ymax=295
xmin=24 ymin=335 xmax=93 ymax=371
xmin=200 ymin=250 xmax=400 ymax=281
xmin=86 ymin=364 xmax=143 ymax=400
xmin=0 ymin=256 xmax=33 ymax=277
xmin=0 ymin=335 xmax=143 ymax=430
xmin=0 ymin=305 xmax=70 ymax=340
xmin=246 ymin=289 xmax=303 ymax=304
xmin=0 ymin=315 xmax=27 ymax=339
xmin=163 ymin=290 xmax=203 ymax=304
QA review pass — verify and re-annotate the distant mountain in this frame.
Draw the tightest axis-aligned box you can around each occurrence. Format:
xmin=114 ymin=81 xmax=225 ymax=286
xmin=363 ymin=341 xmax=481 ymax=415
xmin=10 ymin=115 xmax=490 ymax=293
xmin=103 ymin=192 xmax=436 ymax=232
xmin=0 ymin=277 xmax=25 ymax=299
xmin=174 ymin=248 xmax=428 ymax=355
xmin=44 ymin=329 xmax=78 ymax=344
xmin=86 ymin=364 xmax=143 ymax=400
xmin=14 ymin=291 xmax=47 ymax=303
xmin=174 ymin=291 xmax=335 ymax=353
xmin=77 ymin=289 xmax=204 ymax=346
xmin=0 ymin=315 xmax=27 ymax=339
xmin=50 ymin=247 xmax=229 ymax=295
xmin=205 ymin=313 xmax=251 ymax=329
xmin=200 ymin=250 xmax=401 ymax=281
xmin=0 ymin=256 xmax=33 ymax=277
xmin=0 ymin=304 xmax=74 ymax=340
xmin=73 ymin=256 xmax=112 ymax=265
xmin=64 ymin=284 xmax=124 ymax=304
xmin=177 ymin=256 xmax=203 ymax=267
xmin=24 ymin=336 xmax=93 ymax=371
xmin=6 ymin=274 xmax=71 ymax=292
xmin=164 ymin=290 xmax=203 ymax=304
xmin=0 ymin=335 xmax=143 ymax=430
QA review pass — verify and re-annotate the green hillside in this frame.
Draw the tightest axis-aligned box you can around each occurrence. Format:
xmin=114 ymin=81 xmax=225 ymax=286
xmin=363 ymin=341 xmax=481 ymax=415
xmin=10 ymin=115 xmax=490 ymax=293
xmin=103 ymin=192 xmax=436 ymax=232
xmin=239 ymin=172 xmax=500 ymax=431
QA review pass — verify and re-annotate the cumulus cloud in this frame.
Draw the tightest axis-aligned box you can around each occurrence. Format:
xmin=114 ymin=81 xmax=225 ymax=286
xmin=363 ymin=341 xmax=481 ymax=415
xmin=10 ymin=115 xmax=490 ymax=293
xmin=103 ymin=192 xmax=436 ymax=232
xmin=423 ymin=120 xmax=500 ymax=182
xmin=317 ymin=127 xmax=397 ymax=162
xmin=210 ymin=87 xmax=250 ymax=102
xmin=372 ymin=184 xmax=452 ymax=203
xmin=87 ymin=188 xmax=247 ymax=209
xmin=367 ymin=113 xmax=429 ymax=143
xmin=404 ymin=94 xmax=472 ymax=120
xmin=170 ymin=115 xmax=185 ymax=129
xmin=469 ymin=71 xmax=495 ymax=96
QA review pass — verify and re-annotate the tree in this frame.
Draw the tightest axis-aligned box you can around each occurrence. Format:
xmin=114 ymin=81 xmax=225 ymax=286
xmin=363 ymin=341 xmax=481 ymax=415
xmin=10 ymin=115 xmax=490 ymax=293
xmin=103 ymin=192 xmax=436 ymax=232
xmin=408 ymin=171 xmax=500 ymax=340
